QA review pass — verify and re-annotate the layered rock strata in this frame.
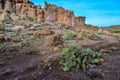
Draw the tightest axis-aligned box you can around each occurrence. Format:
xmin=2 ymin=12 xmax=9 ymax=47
xmin=0 ymin=0 xmax=86 ymax=26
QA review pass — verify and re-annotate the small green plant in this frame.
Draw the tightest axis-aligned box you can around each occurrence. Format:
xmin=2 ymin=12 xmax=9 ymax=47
xmin=112 ymin=30 xmax=120 ymax=33
xmin=11 ymin=33 xmax=22 ymax=42
xmin=95 ymin=34 xmax=104 ymax=40
xmin=59 ymin=46 xmax=102 ymax=72
xmin=0 ymin=42 xmax=10 ymax=52
xmin=21 ymin=17 xmax=26 ymax=20
xmin=0 ymin=24 xmax=5 ymax=31
xmin=24 ymin=25 xmax=30 ymax=29
xmin=2 ymin=20 xmax=13 ymax=24
xmin=62 ymin=31 xmax=77 ymax=40
xmin=90 ymin=34 xmax=104 ymax=40
xmin=27 ymin=17 xmax=34 ymax=22
xmin=0 ymin=20 xmax=13 ymax=31
xmin=114 ymin=33 xmax=120 ymax=40
xmin=22 ymin=37 xmax=39 ymax=47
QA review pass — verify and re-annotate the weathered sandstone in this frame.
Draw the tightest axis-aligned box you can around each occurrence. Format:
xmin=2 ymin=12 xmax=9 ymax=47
xmin=0 ymin=0 xmax=86 ymax=26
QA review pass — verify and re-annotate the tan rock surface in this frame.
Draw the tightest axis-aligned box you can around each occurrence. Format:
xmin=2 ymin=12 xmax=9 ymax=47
xmin=41 ymin=28 xmax=52 ymax=35
xmin=46 ymin=34 xmax=63 ymax=47
xmin=0 ymin=0 xmax=86 ymax=26
xmin=77 ymin=33 xmax=83 ymax=39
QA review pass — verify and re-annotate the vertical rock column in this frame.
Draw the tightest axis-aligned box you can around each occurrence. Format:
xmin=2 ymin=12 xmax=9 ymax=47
xmin=0 ymin=0 xmax=12 ymax=21
xmin=5 ymin=0 xmax=13 ymax=12
xmin=20 ymin=3 xmax=28 ymax=19
xmin=44 ymin=1 xmax=58 ymax=22
xmin=27 ymin=4 xmax=36 ymax=20
xmin=0 ymin=0 xmax=2 ymax=11
xmin=36 ymin=5 xmax=44 ymax=22
xmin=75 ymin=16 xmax=86 ymax=27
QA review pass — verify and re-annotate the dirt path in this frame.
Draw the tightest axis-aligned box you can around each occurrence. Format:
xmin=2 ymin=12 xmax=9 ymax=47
xmin=0 ymin=40 xmax=120 ymax=80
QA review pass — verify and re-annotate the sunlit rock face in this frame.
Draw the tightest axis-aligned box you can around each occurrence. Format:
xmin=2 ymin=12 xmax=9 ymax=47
xmin=0 ymin=0 xmax=86 ymax=26
xmin=36 ymin=5 xmax=44 ymax=22
xmin=75 ymin=17 xmax=86 ymax=27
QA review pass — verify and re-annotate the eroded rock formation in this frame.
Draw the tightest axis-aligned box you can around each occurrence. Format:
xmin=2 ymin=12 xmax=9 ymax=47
xmin=0 ymin=0 xmax=86 ymax=26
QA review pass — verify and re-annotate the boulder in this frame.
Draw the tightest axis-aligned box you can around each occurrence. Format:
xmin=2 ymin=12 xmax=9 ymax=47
xmin=102 ymin=30 xmax=111 ymax=36
xmin=53 ymin=47 xmax=60 ymax=52
xmin=10 ymin=13 xmax=20 ymax=21
xmin=75 ymin=28 xmax=81 ymax=32
xmin=41 ymin=28 xmax=52 ymax=35
xmin=46 ymin=34 xmax=63 ymax=47
xmin=0 ymin=11 xmax=11 ymax=21
xmin=98 ymin=29 xmax=111 ymax=36
xmin=77 ymin=33 xmax=83 ymax=39
xmin=32 ymin=31 xmax=40 ymax=37
xmin=98 ymin=29 xmax=103 ymax=34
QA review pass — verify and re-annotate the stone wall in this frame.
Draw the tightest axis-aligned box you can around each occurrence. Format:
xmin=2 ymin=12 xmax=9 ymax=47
xmin=0 ymin=0 xmax=86 ymax=26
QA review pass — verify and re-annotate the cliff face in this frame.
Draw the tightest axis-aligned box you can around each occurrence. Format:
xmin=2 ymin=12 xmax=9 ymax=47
xmin=0 ymin=0 xmax=86 ymax=26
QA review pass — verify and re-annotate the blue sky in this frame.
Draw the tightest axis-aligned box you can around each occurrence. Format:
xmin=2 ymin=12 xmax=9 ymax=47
xmin=30 ymin=0 xmax=120 ymax=26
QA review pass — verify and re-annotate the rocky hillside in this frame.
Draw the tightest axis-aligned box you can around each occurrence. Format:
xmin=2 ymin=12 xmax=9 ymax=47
xmin=1 ymin=1 xmax=120 ymax=80
xmin=0 ymin=0 xmax=85 ymax=26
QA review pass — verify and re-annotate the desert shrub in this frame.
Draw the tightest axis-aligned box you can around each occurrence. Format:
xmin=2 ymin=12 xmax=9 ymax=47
xmin=0 ymin=42 xmax=10 ymax=49
xmin=22 ymin=37 xmax=39 ymax=47
xmin=81 ymin=29 xmax=89 ymax=38
xmin=95 ymin=34 xmax=104 ymax=40
xmin=90 ymin=34 xmax=104 ymax=40
xmin=41 ymin=22 xmax=52 ymax=26
xmin=21 ymin=17 xmax=26 ymax=20
xmin=111 ymin=30 xmax=120 ymax=33
xmin=11 ymin=33 xmax=22 ymax=42
xmin=27 ymin=17 xmax=34 ymax=22
xmin=0 ymin=42 xmax=19 ymax=52
xmin=0 ymin=24 xmax=5 ymax=31
xmin=114 ymin=33 xmax=120 ymax=40
xmin=2 ymin=20 xmax=13 ymax=24
xmin=0 ymin=42 xmax=10 ymax=52
xmin=0 ymin=20 xmax=13 ymax=31
xmin=62 ymin=31 xmax=77 ymax=40
xmin=24 ymin=25 xmax=30 ymax=29
xmin=59 ymin=46 xmax=102 ymax=72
